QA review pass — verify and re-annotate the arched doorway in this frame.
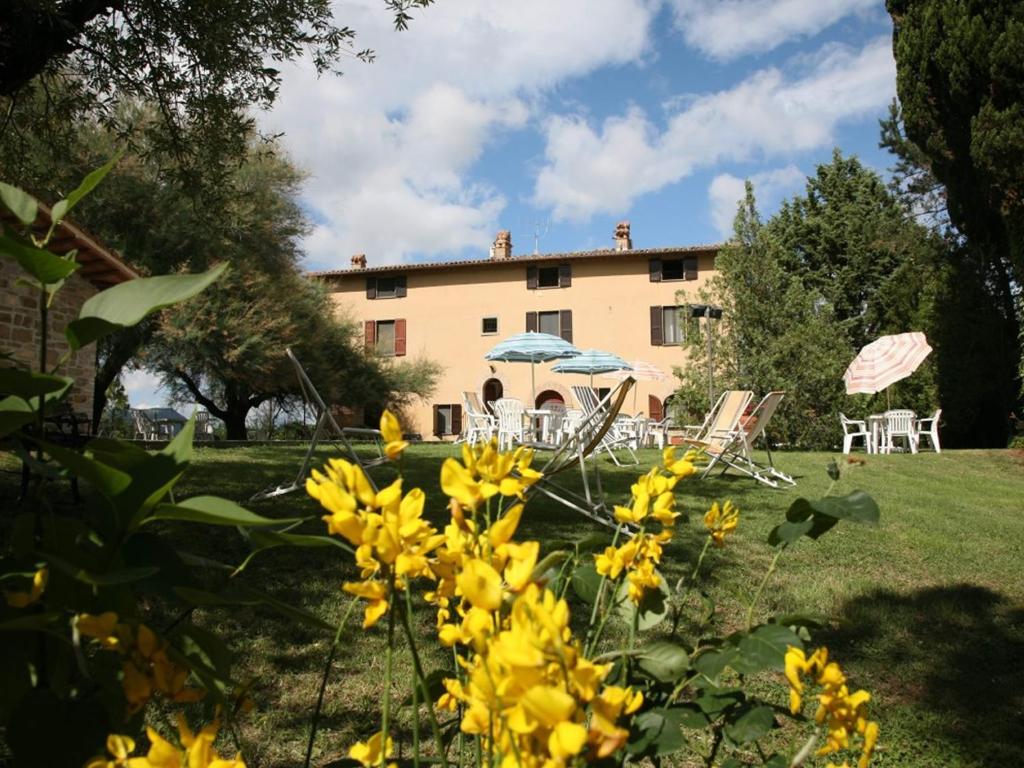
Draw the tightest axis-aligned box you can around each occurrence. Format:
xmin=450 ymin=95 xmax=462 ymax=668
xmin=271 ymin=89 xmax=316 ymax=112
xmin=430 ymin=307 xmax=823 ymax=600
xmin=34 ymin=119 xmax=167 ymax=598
xmin=482 ymin=378 xmax=503 ymax=411
xmin=535 ymin=390 xmax=565 ymax=409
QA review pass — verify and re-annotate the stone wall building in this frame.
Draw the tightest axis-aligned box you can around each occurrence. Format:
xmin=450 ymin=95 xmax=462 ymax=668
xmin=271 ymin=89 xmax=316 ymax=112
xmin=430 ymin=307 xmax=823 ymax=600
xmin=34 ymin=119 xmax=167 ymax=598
xmin=1 ymin=205 xmax=138 ymax=416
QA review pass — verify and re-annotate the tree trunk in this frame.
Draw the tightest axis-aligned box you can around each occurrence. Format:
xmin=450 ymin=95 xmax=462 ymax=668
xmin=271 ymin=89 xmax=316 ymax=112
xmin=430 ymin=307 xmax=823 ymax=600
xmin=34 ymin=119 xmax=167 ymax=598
xmin=222 ymin=382 xmax=250 ymax=440
xmin=92 ymin=323 xmax=151 ymax=433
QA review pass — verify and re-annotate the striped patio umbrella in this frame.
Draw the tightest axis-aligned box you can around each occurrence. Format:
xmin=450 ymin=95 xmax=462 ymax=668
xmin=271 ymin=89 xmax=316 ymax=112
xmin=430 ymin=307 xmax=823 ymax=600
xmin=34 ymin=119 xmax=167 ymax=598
xmin=552 ymin=349 xmax=632 ymax=389
xmin=485 ymin=331 xmax=581 ymax=404
xmin=844 ymin=332 xmax=932 ymax=406
xmin=608 ymin=360 xmax=671 ymax=412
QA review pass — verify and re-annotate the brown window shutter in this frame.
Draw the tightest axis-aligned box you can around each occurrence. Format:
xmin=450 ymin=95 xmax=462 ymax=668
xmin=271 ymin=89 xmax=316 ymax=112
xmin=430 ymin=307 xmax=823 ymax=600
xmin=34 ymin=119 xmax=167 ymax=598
xmin=433 ymin=405 xmax=442 ymax=437
xmin=526 ymin=266 xmax=538 ymax=289
xmin=648 ymin=395 xmax=663 ymax=421
xmin=451 ymin=404 xmax=462 ymax=436
xmin=559 ymin=263 xmax=572 ymax=287
xmin=526 ymin=311 xmax=538 ymax=332
xmin=366 ymin=277 xmax=377 ymax=299
xmin=684 ymin=257 xmax=697 ymax=280
xmin=649 ymin=259 xmax=662 ymax=282
xmin=394 ymin=318 xmax=407 ymax=356
xmin=364 ymin=320 xmax=376 ymax=350
xmin=559 ymin=309 xmax=573 ymax=343
xmin=650 ymin=306 xmax=663 ymax=346
xmin=395 ymin=275 xmax=407 ymax=297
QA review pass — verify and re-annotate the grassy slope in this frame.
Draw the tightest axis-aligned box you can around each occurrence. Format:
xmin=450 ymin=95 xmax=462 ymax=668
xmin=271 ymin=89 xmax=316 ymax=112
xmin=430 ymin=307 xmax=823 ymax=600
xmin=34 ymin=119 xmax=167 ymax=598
xmin=4 ymin=445 xmax=1022 ymax=766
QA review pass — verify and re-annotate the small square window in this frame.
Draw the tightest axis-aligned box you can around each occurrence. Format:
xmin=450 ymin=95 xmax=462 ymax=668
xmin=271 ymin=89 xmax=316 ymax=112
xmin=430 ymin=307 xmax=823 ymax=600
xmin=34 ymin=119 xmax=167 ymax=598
xmin=538 ymin=266 xmax=560 ymax=288
xmin=482 ymin=317 xmax=499 ymax=335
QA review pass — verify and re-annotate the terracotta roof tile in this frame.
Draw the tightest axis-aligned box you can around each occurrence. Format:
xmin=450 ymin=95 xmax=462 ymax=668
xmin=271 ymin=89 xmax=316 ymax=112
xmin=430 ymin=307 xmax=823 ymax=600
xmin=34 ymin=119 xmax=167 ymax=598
xmin=309 ymin=243 xmax=723 ymax=277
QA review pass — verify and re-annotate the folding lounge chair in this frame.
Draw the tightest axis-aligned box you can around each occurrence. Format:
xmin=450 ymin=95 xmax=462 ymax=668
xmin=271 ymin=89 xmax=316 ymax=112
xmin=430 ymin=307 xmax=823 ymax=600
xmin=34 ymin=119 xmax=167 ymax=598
xmin=570 ymin=385 xmax=639 ymax=466
xmin=699 ymin=391 xmax=795 ymax=488
xmin=680 ymin=391 xmax=728 ymax=440
xmin=517 ymin=377 xmax=637 ymax=533
xmin=681 ymin=389 xmax=752 ymax=477
xmin=249 ymin=348 xmax=388 ymax=501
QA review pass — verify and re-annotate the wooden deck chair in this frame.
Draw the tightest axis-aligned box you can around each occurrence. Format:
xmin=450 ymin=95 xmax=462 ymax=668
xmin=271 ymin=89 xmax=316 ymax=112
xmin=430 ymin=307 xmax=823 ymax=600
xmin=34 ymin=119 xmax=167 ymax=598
xmin=517 ymin=377 xmax=638 ymax=533
xmin=682 ymin=390 xmax=753 ymax=450
xmin=570 ymin=385 xmax=639 ymax=466
xmin=249 ymin=348 xmax=388 ymax=501
xmin=700 ymin=391 xmax=795 ymax=488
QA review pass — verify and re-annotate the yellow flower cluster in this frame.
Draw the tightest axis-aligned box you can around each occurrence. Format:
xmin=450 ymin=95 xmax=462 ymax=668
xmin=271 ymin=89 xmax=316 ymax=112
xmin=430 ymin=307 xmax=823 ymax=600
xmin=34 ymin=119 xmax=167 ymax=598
xmin=85 ymin=715 xmax=244 ymax=768
xmin=427 ymin=441 xmax=643 ymax=767
xmin=3 ymin=566 xmax=47 ymax=608
xmin=438 ymin=584 xmax=642 ymax=767
xmin=703 ymin=500 xmax=739 ymax=546
xmin=348 ymin=730 xmax=394 ymax=768
xmin=307 ymin=457 xmax=443 ymax=628
xmin=593 ymin=448 xmax=700 ymax=604
xmin=76 ymin=613 xmax=203 ymax=713
xmin=785 ymin=646 xmax=880 ymax=768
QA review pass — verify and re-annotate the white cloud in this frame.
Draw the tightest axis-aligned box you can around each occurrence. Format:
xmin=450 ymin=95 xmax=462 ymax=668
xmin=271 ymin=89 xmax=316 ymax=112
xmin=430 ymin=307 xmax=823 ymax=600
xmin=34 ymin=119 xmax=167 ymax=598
xmin=668 ymin=0 xmax=879 ymax=61
xmin=122 ymin=368 xmax=162 ymax=394
xmin=708 ymin=165 xmax=806 ymax=237
xmin=533 ymin=37 xmax=894 ymax=221
xmin=261 ymin=0 xmax=656 ymax=267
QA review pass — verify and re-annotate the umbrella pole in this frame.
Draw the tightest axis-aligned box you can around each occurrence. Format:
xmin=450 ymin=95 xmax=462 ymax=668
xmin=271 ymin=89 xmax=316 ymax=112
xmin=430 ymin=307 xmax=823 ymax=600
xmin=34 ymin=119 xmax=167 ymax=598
xmin=531 ymin=362 xmax=536 ymax=408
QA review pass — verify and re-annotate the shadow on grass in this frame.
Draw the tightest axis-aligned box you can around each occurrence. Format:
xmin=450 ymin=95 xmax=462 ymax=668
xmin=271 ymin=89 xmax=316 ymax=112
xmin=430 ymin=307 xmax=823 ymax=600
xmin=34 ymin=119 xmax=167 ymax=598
xmin=820 ymin=584 xmax=1024 ymax=766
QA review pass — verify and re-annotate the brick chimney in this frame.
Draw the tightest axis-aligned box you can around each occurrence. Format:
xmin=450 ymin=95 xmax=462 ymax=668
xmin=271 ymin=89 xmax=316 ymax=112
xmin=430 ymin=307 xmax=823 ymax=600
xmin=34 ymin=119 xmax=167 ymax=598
xmin=614 ymin=221 xmax=632 ymax=251
xmin=350 ymin=253 xmax=367 ymax=269
xmin=492 ymin=230 xmax=512 ymax=260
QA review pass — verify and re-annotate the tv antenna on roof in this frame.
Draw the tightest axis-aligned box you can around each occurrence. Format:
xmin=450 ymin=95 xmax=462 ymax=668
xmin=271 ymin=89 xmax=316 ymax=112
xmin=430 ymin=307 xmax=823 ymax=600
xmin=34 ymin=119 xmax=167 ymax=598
xmin=532 ymin=220 xmax=549 ymax=255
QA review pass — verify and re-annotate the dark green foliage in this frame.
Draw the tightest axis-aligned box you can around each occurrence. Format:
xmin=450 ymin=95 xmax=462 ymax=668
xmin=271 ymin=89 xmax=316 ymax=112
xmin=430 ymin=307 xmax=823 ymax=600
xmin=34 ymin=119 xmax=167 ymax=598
xmin=887 ymin=0 xmax=1024 ymax=279
xmin=0 ymin=0 xmax=433 ymax=196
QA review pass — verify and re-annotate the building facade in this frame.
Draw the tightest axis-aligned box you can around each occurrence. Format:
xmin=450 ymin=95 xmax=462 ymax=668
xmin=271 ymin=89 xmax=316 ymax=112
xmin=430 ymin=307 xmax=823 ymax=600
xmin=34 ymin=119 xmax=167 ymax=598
xmin=1 ymin=204 xmax=138 ymax=417
xmin=315 ymin=223 xmax=721 ymax=439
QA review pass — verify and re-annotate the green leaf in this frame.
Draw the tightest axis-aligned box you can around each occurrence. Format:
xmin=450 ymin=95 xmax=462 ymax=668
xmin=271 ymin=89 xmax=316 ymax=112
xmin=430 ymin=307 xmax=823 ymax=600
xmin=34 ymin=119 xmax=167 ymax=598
xmin=692 ymin=647 xmax=737 ymax=683
xmin=826 ymin=459 xmax=840 ymax=481
xmin=147 ymin=496 xmax=303 ymax=527
xmin=37 ymin=440 xmax=133 ymax=502
xmin=571 ymin=563 xmax=603 ymax=605
xmin=636 ymin=641 xmax=690 ymax=683
xmin=39 ymin=550 xmax=159 ymax=587
xmin=65 ymin=263 xmax=228 ymax=350
xmin=809 ymin=490 xmax=880 ymax=525
xmin=531 ymin=550 xmax=571 ymax=583
xmin=627 ymin=708 xmax=686 ymax=757
xmin=723 ymin=704 xmax=775 ymax=744
xmin=0 ymin=612 xmax=65 ymax=633
xmin=614 ymin=569 xmax=670 ymax=631
xmin=232 ymin=529 xmax=353 ymax=575
xmin=694 ymin=687 xmax=743 ymax=718
xmin=672 ymin=704 xmax=710 ymax=729
xmin=0 ymin=395 xmax=37 ymax=438
xmin=0 ymin=232 xmax=80 ymax=284
xmin=732 ymin=624 xmax=803 ymax=675
xmin=0 ymin=369 xmax=72 ymax=400
xmin=50 ymin=153 xmax=122 ymax=224
xmin=0 ymin=182 xmax=38 ymax=225
xmin=173 ymin=585 xmax=332 ymax=633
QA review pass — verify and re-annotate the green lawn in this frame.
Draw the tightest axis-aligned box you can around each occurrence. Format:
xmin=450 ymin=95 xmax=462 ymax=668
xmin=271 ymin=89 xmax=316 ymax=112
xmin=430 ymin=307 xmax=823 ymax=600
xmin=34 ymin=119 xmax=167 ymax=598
xmin=4 ymin=444 xmax=1023 ymax=767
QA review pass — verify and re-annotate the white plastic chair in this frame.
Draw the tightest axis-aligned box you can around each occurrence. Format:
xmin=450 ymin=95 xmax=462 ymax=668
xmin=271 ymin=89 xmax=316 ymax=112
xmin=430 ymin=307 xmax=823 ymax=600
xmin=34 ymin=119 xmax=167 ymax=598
xmin=648 ymin=417 xmax=673 ymax=448
xmin=493 ymin=398 xmax=525 ymax=450
xmin=571 ymin=385 xmax=639 ymax=466
xmin=883 ymin=409 xmax=918 ymax=454
xmin=461 ymin=391 xmax=496 ymax=446
xmin=915 ymin=409 xmax=942 ymax=453
xmin=839 ymin=413 xmax=871 ymax=454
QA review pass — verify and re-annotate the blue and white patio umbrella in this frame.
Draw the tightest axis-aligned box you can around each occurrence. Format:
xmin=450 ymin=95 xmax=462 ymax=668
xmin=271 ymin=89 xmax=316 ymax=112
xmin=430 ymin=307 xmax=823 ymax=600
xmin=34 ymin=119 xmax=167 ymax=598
xmin=552 ymin=349 xmax=633 ymax=389
xmin=484 ymin=331 xmax=581 ymax=404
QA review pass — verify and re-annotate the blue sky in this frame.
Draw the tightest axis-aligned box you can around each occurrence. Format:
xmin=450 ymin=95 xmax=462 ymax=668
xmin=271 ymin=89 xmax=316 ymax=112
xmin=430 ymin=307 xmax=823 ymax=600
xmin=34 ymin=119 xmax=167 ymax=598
xmin=126 ymin=0 xmax=898 ymax=407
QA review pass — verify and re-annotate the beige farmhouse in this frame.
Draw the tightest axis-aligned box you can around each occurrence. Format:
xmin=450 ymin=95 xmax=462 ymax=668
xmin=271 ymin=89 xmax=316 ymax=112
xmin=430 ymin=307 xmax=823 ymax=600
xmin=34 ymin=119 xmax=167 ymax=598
xmin=315 ymin=223 xmax=722 ymax=439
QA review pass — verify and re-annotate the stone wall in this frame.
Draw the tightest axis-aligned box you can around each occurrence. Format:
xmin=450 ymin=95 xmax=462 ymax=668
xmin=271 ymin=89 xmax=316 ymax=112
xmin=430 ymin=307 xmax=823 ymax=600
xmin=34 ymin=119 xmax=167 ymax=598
xmin=0 ymin=258 xmax=98 ymax=416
